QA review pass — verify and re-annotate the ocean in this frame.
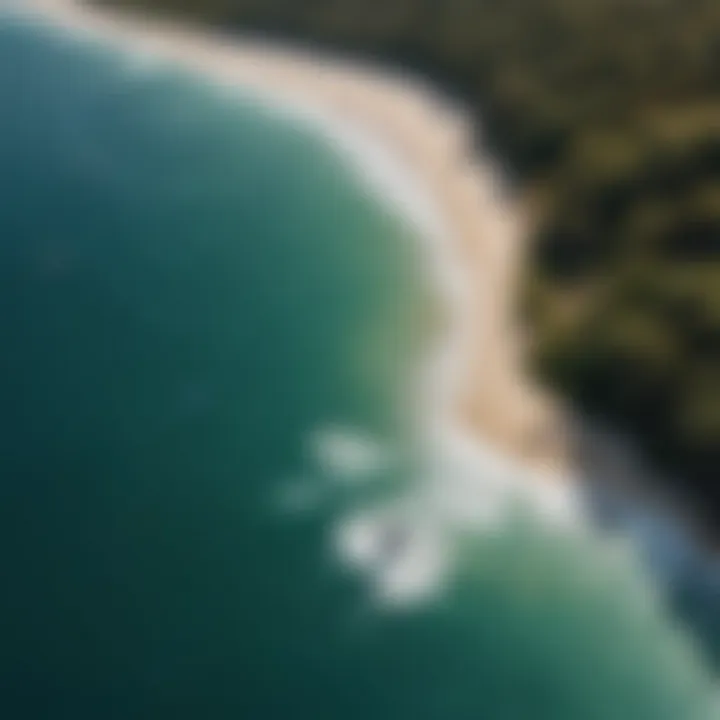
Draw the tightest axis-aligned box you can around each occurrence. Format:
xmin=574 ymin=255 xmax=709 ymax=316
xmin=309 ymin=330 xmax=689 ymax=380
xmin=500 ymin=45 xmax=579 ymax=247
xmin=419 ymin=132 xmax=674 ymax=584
xmin=0 ymin=13 xmax=717 ymax=719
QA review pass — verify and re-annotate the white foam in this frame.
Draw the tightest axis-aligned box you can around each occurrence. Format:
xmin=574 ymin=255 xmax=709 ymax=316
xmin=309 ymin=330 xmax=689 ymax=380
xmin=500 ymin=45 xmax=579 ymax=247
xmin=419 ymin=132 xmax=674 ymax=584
xmin=308 ymin=426 xmax=390 ymax=480
xmin=333 ymin=505 xmax=451 ymax=606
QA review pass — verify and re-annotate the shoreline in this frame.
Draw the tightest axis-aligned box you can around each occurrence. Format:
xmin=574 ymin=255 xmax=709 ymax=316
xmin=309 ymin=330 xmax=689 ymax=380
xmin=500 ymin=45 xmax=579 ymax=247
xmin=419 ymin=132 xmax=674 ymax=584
xmin=9 ymin=0 xmax=720 ymax=640
xmin=17 ymin=0 xmax=573 ymax=487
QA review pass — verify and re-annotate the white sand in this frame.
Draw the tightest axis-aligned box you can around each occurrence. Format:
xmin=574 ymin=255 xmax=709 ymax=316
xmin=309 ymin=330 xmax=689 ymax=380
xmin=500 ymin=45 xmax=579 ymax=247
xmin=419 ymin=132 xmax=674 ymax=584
xmin=17 ymin=0 xmax=572 ymax=481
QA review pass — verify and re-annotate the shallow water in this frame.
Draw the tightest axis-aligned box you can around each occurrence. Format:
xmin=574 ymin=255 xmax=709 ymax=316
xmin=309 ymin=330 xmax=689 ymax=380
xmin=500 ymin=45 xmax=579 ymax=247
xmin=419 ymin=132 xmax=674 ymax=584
xmin=0 ymin=16 xmax=717 ymax=719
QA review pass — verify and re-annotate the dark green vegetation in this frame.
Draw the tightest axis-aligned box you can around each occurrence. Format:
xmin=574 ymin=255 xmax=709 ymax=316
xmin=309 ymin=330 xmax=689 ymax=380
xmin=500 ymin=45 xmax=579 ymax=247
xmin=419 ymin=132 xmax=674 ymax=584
xmin=95 ymin=0 xmax=720 ymax=533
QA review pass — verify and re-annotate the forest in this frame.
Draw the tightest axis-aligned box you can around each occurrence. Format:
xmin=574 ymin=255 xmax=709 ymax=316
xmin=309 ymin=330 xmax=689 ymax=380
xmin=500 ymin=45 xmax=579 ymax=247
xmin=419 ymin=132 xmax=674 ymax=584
xmin=95 ymin=0 xmax=720 ymax=535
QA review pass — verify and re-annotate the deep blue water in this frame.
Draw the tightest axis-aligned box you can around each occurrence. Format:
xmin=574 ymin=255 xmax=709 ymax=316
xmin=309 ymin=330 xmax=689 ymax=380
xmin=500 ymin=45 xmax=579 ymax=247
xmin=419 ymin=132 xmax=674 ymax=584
xmin=0 ymin=14 xmax=717 ymax=720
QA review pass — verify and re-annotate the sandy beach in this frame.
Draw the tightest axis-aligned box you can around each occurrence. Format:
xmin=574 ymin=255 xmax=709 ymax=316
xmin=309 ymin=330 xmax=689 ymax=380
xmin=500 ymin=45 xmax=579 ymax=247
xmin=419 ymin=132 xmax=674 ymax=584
xmin=18 ymin=0 xmax=571 ymax=480
xmin=9 ymin=0 xmax=720 ymax=658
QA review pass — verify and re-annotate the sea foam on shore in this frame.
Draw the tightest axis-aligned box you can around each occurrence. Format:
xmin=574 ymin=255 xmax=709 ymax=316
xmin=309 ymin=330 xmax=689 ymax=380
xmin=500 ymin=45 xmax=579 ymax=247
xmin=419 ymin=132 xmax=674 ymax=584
xmin=16 ymin=1 xmax=718 ymax=635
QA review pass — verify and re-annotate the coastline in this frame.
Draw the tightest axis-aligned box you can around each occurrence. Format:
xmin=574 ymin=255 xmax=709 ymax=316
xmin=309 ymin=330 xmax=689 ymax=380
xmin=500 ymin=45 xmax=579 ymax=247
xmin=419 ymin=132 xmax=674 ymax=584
xmin=17 ymin=0 xmax=572 ymax=486
xmin=8 ymin=0 xmax=720 ymax=650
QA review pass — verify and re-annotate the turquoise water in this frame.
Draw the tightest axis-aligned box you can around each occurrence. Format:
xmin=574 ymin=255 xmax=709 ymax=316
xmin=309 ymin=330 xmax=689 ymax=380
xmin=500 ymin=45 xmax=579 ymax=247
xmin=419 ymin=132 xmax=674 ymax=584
xmin=0 ymin=16 xmax=717 ymax=719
